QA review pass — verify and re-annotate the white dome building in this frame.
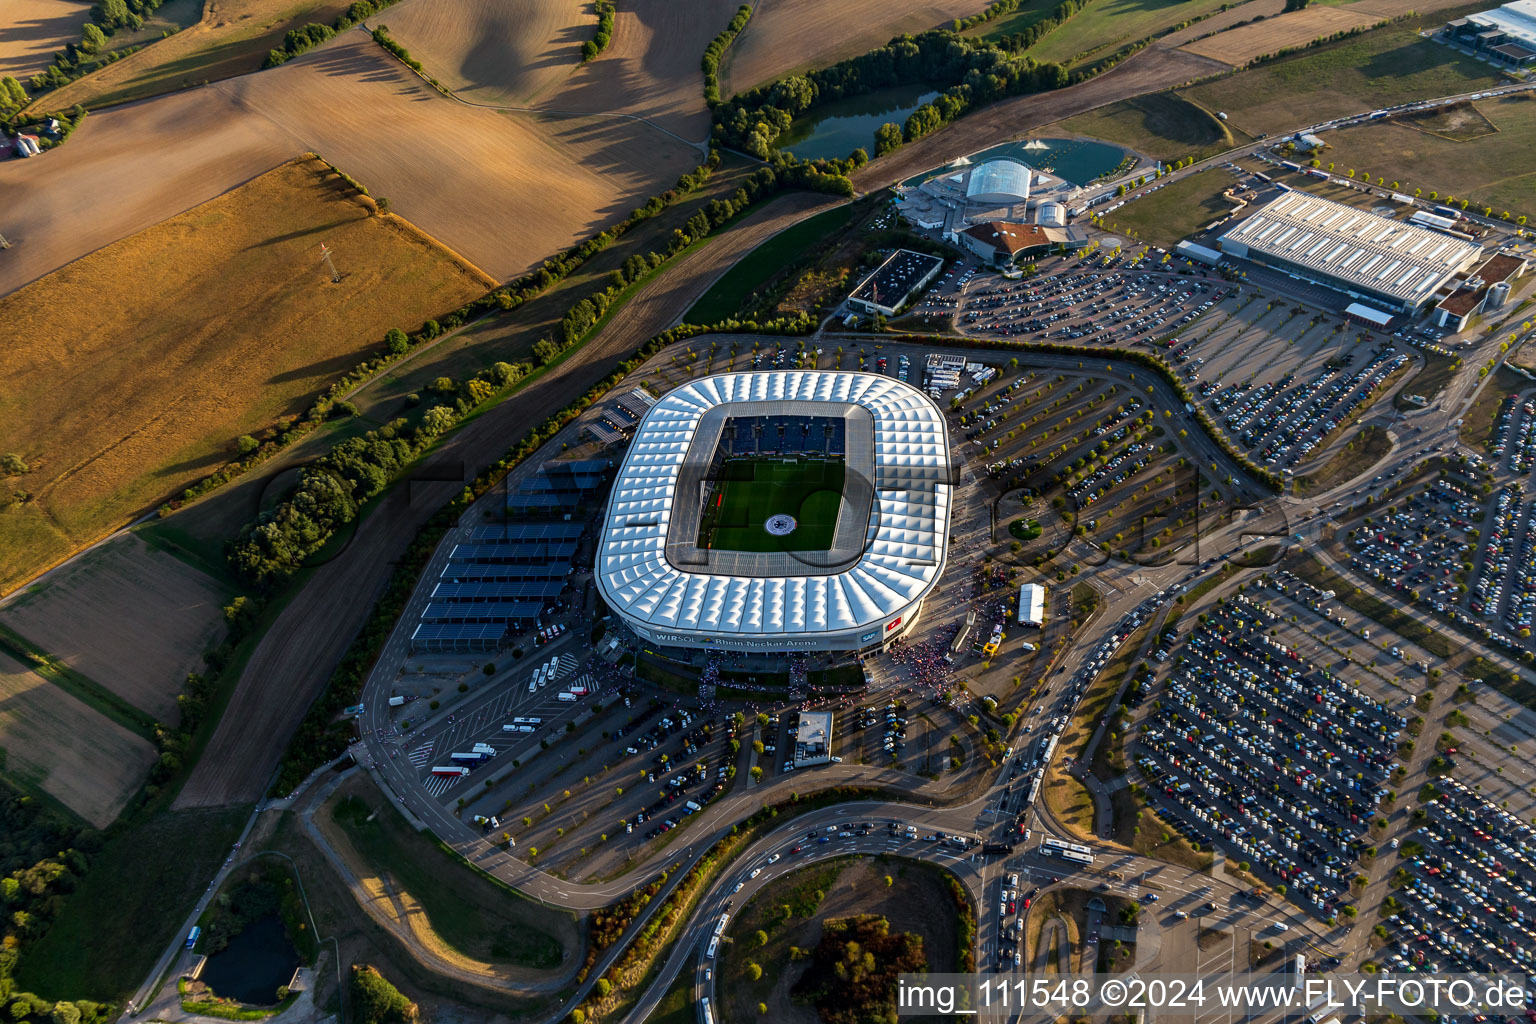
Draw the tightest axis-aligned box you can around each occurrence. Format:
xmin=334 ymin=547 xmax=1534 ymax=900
xmin=964 ymin=159 xmax=1031 ymax=206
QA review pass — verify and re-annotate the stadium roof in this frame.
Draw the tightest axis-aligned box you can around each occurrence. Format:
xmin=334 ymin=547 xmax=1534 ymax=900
xmin=597 ymin=371 xmax=950 ymax=641
xmin=1219 ymin=192 xmax=1481 ymax=306
xmin=965 ymin=159 xmax=1031 ymax=205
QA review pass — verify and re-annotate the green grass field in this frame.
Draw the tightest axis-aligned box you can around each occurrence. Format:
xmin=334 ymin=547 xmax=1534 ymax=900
xmin=962 ymin=0 xmax=1065 ymax=41
xmin=1178 ymin=27 xmax=1505 ymax=140
xmin=1052 ymin=92 xmax=1234 ymax=163
xmin=686 ymin=203 xmax=855 ymax=323
xmin=1025 ymin=0 xmax=1234 ymax=65
xmin=700 ymin=457 xmax=846 ymax=552
xmin=1305 ymin=93 xmax=1536 ymax=219
xmin=1095 ymin=169 xmax=1238 ymax=245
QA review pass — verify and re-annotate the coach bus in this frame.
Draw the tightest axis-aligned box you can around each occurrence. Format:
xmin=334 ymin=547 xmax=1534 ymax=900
xmin=1058 ymin=849 xmax=1095 ymax=866
xmin=511 ymin=717 xmax=542 ymax=727
xmin=1042 ymin=836 xmax=1093 ymax=856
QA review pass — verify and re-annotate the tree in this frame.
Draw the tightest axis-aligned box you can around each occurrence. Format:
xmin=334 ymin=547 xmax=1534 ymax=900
xmin=236 ymin=435 xmax=260 ymax=455
xmin=747 ymin=962 xmax=763 ymax=981
xmin=874 ymin=122 xmax=903 ymax=156
xmin=350 ymin=965 xmax=418 ymax=1024
xmin=79 ymin=23 xmax=108 ymax=52
xmin=92 ymin=0 xmax=131 ymax=29
xmin=756 ymin=929 xmax=769 ymax=946
xmin=385 ymin=327 xmax=410 ymax=354
xmin=0 ymin=453 xmax=29 ymax=476
xmin=50 ymin=1004 xmax=80 ymax=1024
xmin=595 ymin=979 xmax=612 ymax=997
xmin=750 ymin=766 xmax=763 ymax=781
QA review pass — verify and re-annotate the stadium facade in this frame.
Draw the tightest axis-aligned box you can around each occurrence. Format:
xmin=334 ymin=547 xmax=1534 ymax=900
xmin=597 ymin=371 xmax=951 ymax=654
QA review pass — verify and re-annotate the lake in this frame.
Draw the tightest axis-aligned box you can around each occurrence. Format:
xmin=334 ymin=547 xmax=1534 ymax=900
xmin=902 ymin=136 xmax=1128 ymax=188
xmin=778 ymin=84 xmax=941 ymax=162
xmin=199 ymin=914 xmax=298 ymax=1006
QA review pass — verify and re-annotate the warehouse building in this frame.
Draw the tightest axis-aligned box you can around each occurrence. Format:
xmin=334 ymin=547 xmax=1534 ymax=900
xmin=1434 ymin=252 xmax=1529 ymax=331
xmin=1444 ymin=0 xmax=1536 ymax=65
xmin=847 ymin=249 xmax=945 ymax=316
xmin=1217 ymin=192 xmax=1483 ymax=312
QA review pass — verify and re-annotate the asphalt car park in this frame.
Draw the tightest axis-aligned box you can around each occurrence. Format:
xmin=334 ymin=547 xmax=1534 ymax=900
xmin=1131 ymin=593 xmax=1407 ymax=919
xmin=1377 ymin=775 xmax=1536 ymax=977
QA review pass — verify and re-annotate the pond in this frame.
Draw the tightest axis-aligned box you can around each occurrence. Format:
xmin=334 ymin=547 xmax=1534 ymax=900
xmin=777 ymin=84 xmax=942 ymax=162
xmin=199 ymin=914 xmax=298 ymax=1006
xmin=902 ymin=136 xmax=1128 ymax=188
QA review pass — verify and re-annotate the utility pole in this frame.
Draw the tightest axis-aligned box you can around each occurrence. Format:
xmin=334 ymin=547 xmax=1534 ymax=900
xmin=319 ymin=243 xmax=340 ymax=282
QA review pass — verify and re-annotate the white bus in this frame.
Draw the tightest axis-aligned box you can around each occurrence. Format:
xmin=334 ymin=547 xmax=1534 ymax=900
xmin=1041 ymin=836 xmax=1093 ymax=856
xmin=702 ymin=997 xmax=715 ymax=1024
xmin=706 ymin=936 xmax=719 ymax=958
xmin=1059 ymin=849 xmax=1094 ymax=866
xmin=512 ymin=717 xmax=543 ymax=727
xmin=714 ymin=912 xmax=730 ymax=937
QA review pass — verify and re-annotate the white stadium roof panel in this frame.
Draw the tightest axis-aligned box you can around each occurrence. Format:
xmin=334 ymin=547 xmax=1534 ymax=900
xmin=596 ymin=371 xmax=950 ymax=644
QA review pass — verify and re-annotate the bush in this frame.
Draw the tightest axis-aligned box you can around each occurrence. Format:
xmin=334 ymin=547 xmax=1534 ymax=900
xmin=350 ymin=965 xmax=417 ymax=1024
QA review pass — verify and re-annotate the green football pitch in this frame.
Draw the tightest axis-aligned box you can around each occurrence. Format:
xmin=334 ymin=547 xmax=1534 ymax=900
xmin=698 ymin=458 xmax=846 ymax=552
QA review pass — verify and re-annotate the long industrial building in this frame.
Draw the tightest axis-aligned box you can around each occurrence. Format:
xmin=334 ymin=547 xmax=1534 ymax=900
xmin=1217 ymin=192 xmax=1483 ymax=313
xmin=596 ymin=370 xmax=951 ymax=654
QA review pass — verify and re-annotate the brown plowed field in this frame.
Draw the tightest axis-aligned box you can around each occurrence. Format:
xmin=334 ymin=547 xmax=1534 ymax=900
xmin=0 ymin=0 xmax=91 ymax=81
xmin=855 ymin=45 xmax=1227 ymax=190
xmin=0 ymin=536 xmax=228 ymax=719
xmin=1181 ymin=5 xmax=1378 ymax=65
xmin=214 ymin=36 xmax=699 ymax=279
xmin=172 ymin=188 xmax=843 ymax=808
xmin=0 ymin=155 xmax=495 ymax=594
xmin=720 ymin=0 xmax=986 ymax=97
xmin=366 ymin=0 xmax=588 ymax=105
xmin=0 ymin=650 xmax=158 ymax=827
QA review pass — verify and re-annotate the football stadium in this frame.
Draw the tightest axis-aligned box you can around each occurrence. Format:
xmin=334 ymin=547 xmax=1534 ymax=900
xmin=597 ymin=371 xmax=952 ymax=653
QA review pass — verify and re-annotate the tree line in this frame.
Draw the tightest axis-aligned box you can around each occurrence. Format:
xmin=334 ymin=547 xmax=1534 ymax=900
xmin=263 ymin=0 xmax=405 ymax=67
xmin=15 ymin=0 xmax=164 ymax=99
xmin=581 ymin=0 xmax=617 ymax=63
xmin=702 ymin=4 xmax=753 ymax=107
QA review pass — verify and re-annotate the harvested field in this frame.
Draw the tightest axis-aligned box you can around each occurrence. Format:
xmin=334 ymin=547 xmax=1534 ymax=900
xmin=381 ymin=0 xmax=734 ymax=140
xmin=1180 ymin=6 xmax=1379 ymax=65
xmin=720 ymin=0 xmax=984 ymax=96
xmin=1313 ymin=92 xmax=1536 ymax=216
xmin=26 ymin=0 xmax=353 ymax=112
xmin=368 ymin=0 xmax=587 ymax=106
xmin=856 ymin=46 xmax=1226 ymax=190
xmin=0 ymin=650 xmax=158 ymax=827
xmin=1049 ymin=91 xmax=1232 ymax=162
xmin=172 ymin=194 xmax=839 ymax=810
xmin=1025 ymin=0 xmax=1235 ymax=65
xmin=0 ymin=536 xmax=229 ymax=719
xmin=1177 ymin=26 xmax=1504 ymax=139
xmin=537 ymin=0 xmax=742 ymax=140
xmin=0 ymin=0 xmax=91 ymax=80
xmin=0 ymin=87 xmax=298 ymax=298
xmin=0 ymin=155 xmax=494 ymax=593
xmin=216 ymin=36 xmax=699 ymax=278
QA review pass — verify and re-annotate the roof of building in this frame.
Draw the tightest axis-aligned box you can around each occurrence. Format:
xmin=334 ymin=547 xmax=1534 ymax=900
xmin=1344 ymin=302 xmax=1395 ymax=327
xmin=965 ymin=159 xmax=1032 ymax=204
xmin=1468 ymin=0 xmax=1536 ymax=44
xmin=1219 ymin=191 xmax=1482 ymax=304
xmin=961 ymin=221 xmax=1052 ymax=256
xmin=849 ymin=249 xmax=945 ymax=308
xmin=596 ymin=371 xmax=951 ymax=640
xmin=1436 ymin=253 xmax=1528 ymax=317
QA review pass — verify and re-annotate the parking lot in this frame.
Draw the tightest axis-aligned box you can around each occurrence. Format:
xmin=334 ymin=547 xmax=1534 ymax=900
xmin=1130 ymin=590 xmax=1407 ymax=920
xmin=1380 ymin=775 xmax=1536 ymax=978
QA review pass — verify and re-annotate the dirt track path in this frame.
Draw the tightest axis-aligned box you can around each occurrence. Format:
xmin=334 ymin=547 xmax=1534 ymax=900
xmin=173 ymin=189 xmax=841 ymax=808
xmin=850 ymin=46 xmax=1229 ymax=191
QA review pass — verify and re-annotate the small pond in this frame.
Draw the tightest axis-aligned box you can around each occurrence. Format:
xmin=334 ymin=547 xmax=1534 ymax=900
xmin=198 ymin=914 xmax=298 ymax=1006
xmin=777 ymin=83 xmax=942 ymax=161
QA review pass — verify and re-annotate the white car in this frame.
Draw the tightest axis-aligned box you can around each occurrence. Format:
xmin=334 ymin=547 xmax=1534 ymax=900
xmin=733 ymin=881 xmax=745 ymax=893
xmin=749 ymin=867 xmax=762 ymax=879
xmin=767 ymin=853 xmax=780 ymax=864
